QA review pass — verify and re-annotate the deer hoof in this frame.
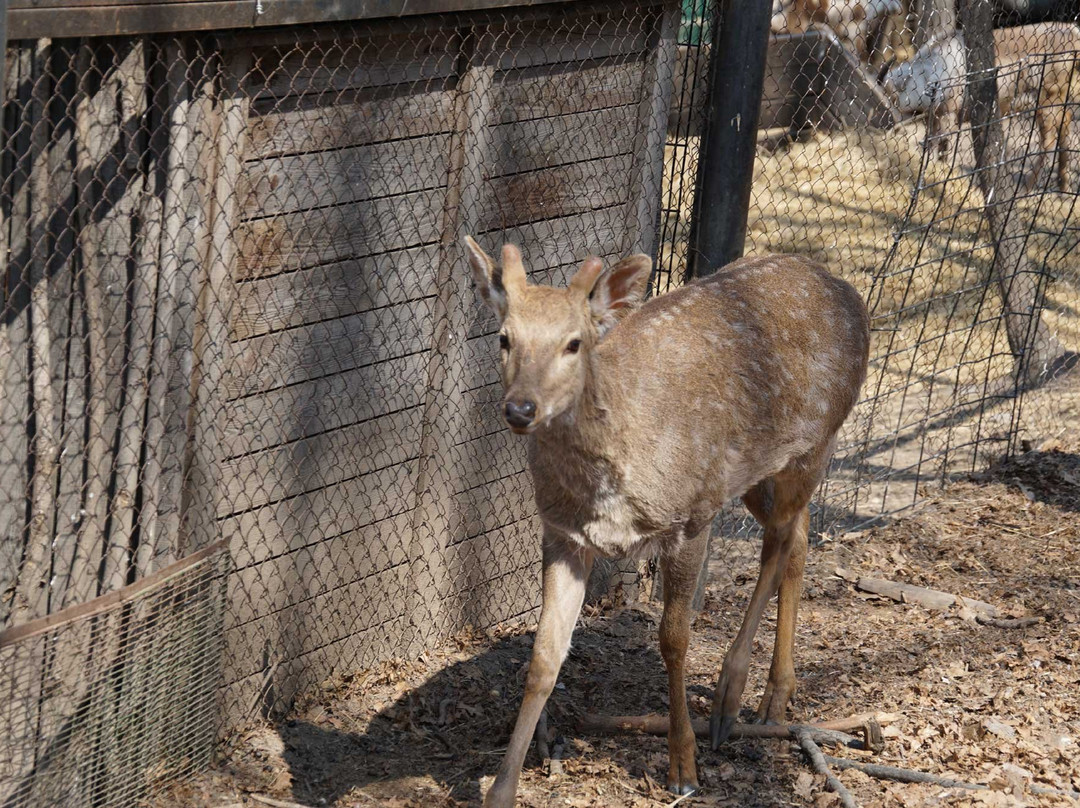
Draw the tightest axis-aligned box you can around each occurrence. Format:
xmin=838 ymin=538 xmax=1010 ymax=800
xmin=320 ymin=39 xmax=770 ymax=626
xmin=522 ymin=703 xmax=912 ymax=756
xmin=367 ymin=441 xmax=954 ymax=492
xmin=668 ymin=783 xmax=697 ymax=796
xmin=709 ymin=713 xmax=737 ymax=750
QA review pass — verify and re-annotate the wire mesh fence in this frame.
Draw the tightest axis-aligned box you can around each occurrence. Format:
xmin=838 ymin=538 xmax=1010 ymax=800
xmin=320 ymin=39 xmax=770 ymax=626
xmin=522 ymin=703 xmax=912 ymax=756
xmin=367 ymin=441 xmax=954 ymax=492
xmin=0 ymin=0 xmax=1078 ymax=804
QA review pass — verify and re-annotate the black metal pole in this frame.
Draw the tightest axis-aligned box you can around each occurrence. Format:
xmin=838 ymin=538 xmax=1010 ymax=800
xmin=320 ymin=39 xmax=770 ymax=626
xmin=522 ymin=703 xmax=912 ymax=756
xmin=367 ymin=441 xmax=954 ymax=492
xmin=686 ymin=0 xmax=772 ymax=278
xmin=0 ymin=0 xmax=7 ymax=113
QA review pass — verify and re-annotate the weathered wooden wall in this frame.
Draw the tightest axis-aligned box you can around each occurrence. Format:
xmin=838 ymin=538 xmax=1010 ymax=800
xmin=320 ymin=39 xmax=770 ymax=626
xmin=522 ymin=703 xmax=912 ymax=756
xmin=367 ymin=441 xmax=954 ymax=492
xmin=0 ymin=4 xmax=679 ymax=776
xmin=216 ymin=0 xmax=677 ymax=723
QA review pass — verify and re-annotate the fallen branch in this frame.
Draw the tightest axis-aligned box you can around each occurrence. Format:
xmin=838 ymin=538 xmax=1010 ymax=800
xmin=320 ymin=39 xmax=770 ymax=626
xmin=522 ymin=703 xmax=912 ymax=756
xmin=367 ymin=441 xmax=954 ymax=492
xmin=795 ymin=729 xmax=858 ymax=808
xmin=975 ymin=615 xmax=1042 ymax=629
xmin=836 ymin=569 xmax=999 ymax=617
xmin=822 ymin=755 xmax=1080 ymax=799
xmin=822 ymin=755 xmax=982 ymax=790
xmin=579 ymin=712 xmax=890 ymax=750
xmin=248 ymin=795 xmax=312 ymax=808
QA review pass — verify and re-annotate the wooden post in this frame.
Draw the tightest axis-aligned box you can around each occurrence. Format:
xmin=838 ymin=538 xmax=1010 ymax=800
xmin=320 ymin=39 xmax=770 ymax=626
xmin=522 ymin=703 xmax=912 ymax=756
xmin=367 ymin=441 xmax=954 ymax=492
xmin=107 ymin=36 xmax=155 ymax=591
xmin=68 ymin=41 xmax=110 ymax=609
xmin=185 ymin=46 xmax=251 ymax=555
xmin=686 ymin=0 xmax=772 ymax=278
xmin=406 ymin=35 xmax=495 ymax=653
xmin=960 ymin=0 xmax=1063 ymax=386
xmin=16 ymin=39 xmax=58 ymax=626
xmin=138 ymin=41 xmax=192 ymax=576
xmin=915 ymin=0 xmax=956 ymax=50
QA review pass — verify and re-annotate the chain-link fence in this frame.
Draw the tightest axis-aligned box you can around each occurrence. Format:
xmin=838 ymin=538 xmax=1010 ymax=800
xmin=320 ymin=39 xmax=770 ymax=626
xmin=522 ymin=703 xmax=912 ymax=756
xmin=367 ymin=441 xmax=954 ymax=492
xmin=1 ymin=0 xmax=1079 ymax=804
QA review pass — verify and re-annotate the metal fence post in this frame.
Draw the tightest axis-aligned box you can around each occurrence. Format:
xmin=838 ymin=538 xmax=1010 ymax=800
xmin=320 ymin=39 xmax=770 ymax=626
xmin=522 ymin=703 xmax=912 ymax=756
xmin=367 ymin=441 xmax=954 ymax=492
xmin=686 ymin=0 xmax=771 ymax=279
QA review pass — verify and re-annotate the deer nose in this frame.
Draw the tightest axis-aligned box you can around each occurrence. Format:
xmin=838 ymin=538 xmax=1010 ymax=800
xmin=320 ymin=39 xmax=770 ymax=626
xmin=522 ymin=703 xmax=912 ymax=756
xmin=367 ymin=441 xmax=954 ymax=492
xmin=504 ymin=399 xmax=536 ymax=428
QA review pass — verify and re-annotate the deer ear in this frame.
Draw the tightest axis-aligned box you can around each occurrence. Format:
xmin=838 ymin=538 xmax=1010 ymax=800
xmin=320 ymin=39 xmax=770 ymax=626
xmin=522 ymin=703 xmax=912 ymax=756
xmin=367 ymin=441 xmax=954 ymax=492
xmin=588 ymin=254 xmax=651 ymax=336
xmin=463 ymin=236 xmax=526 ymax=321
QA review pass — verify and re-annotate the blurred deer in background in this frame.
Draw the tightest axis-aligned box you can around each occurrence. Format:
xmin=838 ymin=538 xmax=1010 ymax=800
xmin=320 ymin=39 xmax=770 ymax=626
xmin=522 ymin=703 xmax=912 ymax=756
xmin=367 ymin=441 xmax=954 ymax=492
xmin=464 ymin=239 xmax=870 ymax=806
xmin=881 ymin=22 xmax=1080 ymax=190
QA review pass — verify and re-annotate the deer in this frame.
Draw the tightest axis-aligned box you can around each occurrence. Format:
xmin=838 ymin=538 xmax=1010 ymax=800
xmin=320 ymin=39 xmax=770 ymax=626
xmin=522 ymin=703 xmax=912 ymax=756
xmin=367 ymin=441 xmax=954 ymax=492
xmin=881 ymin=23 xmax=1080 ymax=191
xmin=771 ymin=0 xmax=903 ymax=63
xmin=463 ymin=237 xmax=870 ymax=806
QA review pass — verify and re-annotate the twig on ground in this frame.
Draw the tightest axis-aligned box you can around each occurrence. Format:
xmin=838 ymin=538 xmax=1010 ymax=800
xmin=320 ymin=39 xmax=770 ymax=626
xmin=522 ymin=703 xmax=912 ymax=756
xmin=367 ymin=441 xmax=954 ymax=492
xmin=834 ymin=569 xmax=1000 ymax=617
xmin=822 ymin=755 xmax=1080 ymax=799
xmin=794 ymin=729 xmax=858 ymax=808
xmin=579 ymin=712 xmax=890 ymax=751
xmin=822 ymin=755 xmax=983 ymax=790
xmin=248 ymin=795 xmax=312 ymax=808
xmin=975 ymin=614 xmax=1043 ymax=629
xmin=663 ymin=791 xmax=695 ymax=808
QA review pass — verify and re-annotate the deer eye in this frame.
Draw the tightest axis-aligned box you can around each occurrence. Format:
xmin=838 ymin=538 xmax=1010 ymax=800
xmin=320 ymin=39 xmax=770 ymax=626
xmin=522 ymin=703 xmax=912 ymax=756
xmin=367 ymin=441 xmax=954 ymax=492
xmin=499 ymin=333 xmax=510 ymax=351
xmin=565 ymin=338 xmax=582 ymax=355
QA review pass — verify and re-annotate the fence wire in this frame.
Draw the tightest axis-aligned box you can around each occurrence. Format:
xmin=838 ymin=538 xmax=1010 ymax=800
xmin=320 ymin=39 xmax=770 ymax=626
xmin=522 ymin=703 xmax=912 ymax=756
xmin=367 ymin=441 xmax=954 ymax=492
xmin=0 ymin=0 xmax=1079 ymax=805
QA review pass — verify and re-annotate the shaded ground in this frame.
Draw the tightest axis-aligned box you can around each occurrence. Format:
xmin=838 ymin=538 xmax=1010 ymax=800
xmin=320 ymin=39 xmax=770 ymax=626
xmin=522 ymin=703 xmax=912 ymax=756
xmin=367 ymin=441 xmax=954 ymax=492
xmin=153 ymin=434 xmax=1080 ymax=808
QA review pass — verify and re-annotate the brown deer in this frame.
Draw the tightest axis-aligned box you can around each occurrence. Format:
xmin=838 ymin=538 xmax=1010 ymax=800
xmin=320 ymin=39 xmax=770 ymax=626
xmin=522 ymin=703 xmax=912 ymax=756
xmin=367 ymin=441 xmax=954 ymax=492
xmin=463 ymin=239 xmax=870 ymax=806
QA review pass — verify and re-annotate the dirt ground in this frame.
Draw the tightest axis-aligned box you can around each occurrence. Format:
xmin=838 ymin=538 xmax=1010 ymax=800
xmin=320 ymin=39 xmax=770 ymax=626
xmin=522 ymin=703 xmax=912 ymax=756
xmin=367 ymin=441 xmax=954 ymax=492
xmin=153 ymin=401 xmax=1080 ymax=808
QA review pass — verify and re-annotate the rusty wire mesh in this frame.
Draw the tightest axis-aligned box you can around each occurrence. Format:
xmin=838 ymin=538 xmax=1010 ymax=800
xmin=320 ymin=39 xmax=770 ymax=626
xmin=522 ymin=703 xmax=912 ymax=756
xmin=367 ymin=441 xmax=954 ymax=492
xmin=1 ymin=0 xmax=1080 ymax=805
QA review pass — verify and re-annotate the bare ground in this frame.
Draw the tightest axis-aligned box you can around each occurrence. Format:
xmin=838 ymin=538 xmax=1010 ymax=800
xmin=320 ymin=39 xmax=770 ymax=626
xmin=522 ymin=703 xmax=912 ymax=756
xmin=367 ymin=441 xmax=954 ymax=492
xmin=152 ymin=418 xmax=1080 ymax=808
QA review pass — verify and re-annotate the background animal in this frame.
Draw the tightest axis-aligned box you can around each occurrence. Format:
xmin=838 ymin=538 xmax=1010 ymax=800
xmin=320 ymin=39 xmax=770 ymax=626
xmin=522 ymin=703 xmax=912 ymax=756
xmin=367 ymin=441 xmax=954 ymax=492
xmin=464 ymin=239 xmax=870 ymax=807
xmin=882 ymin=22 xmax=1080 ymax=190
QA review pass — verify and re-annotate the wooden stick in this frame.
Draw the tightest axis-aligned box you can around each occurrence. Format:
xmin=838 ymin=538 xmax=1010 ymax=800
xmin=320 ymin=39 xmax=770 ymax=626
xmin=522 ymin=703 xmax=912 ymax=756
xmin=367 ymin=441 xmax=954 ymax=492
xmin=248 ymin=795 xmax=312 ymax=808
xmin=796 ymin=729 xmax=858 ymax=808
xmin=823 ymin=755 xmax=1080 ymax=798
xmin=975 ymin=615 xmax=1042 ymax=629
xmin=69 ymin=41 xmax=110 ymax=609
xmin=580 ymin=711 xmax=891 ymax=737
xmin=836 ymin=569 xmax=1000 ymax=617
xmin=822 ymin=755 xmax=982 ymax=790
xmin=15 ymin=39 xmax=59 ymax=626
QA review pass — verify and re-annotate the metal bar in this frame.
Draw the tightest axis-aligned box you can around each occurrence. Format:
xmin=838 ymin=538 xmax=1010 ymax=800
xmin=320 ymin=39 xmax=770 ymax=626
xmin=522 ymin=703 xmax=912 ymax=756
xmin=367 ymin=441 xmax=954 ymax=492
xmin=685 ymin=0 xmax=771 ymax=278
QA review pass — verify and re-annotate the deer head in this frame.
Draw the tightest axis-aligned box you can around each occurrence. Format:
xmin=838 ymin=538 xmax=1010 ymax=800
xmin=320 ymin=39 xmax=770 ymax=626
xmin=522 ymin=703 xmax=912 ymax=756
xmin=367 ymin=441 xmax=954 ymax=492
xmin=463 ymin=236 xmax=651 ymax=434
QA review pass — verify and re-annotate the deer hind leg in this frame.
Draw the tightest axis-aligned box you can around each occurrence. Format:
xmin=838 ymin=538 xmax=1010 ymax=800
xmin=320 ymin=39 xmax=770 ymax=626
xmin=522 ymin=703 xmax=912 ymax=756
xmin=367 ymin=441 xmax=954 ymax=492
xmin=709 ymin=466 xmax=818 ymax=748
xmin=755 ymin=506 xmax=808 ymax=723
xmin=658 ymin=528 xmax=709 ymax=795
xmin=483 ymin=532 xmax=593 ymax=808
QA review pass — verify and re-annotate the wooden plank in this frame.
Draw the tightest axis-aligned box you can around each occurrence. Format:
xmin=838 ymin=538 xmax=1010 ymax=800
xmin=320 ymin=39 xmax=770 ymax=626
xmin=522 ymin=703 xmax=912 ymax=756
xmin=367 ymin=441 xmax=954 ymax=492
xmin=480 ymin=16 xmax=653 ymax=72
xmin=217 ymin=404 xmax=423 ymax=516
xmin=245 ymin=31 xmax=459 ymax=103
xmin=454 ymin=430 xmax=528 ymax=492
xmin=222 ymin=562 xmax=411 ymax=686
xmin=247 ymin=87 xmax=456 ymax=160
xmin=184 ymin=49 xmax=252 ymax=556
xmin=492 ymin=56 xmax=648 ymax=124
xmin=232 ymin=243 xmax=439 ymax=340
xmin=226 ymin=297 xmax=434 ymax=398
xmin=225 ymin=510 xmax=413 ymax=627
xmin=219 ymin=612 xmax=410 ymax=726
xmin=221 ymin=459 xmax=417 ymax=569
xmin=448 ymin=469 xmax=536 ymax=540
xmin=405 ymin=46 xmax=495 ymax=652
xmin=480 ymin=154 xmax=631 ymax=231
xmin=17 ymin=39 xmax=59 ymax=624
xmin=235 ymin=187 xmax=445 ymax=279
xmin=221 ymin=351 xmax=428 ymax=457
xmin=490 ymin=103 xmax=639 ymax=177
xmin=106 ymin=36 xmax=156 ymax=592
xmin=139 ymin=40 xmax=191 ymax=576
xmin=40 ymin=39 xmax=83 ymax=616
xmin=6 ymin=0 xmax=591 ymax=40
xmin=622 ymin=0 xmax=676 ymax=257
xmin=241 ymin=132 xmax=451 ymax=219
xmin=443 ymin=516 xmax=543 ymax=597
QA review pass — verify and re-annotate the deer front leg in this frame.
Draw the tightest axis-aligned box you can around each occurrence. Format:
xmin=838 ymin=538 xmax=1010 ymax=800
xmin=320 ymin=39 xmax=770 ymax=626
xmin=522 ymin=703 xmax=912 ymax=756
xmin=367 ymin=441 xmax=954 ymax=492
xmin=483 ymin=532 xmax=592 ymax=808
xmin=658 ymin=529 xmax=709 ymax=795
xmin=756 ymin=506 xmax=808 ymax=723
